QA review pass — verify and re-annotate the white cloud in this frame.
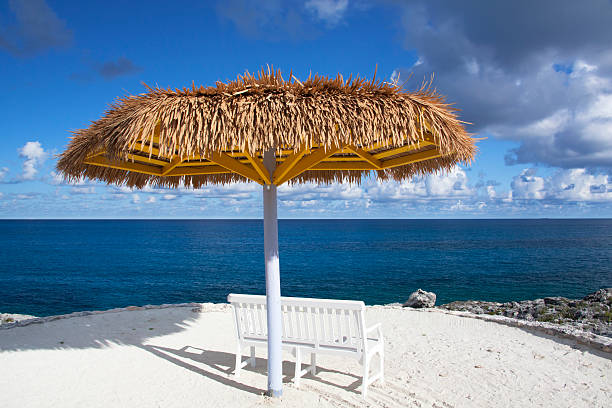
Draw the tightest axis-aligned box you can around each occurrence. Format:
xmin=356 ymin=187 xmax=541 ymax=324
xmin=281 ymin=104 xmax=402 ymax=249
xmin=365 ymin=166 xmax=473 ymax=201
xmin=132 ymin=194 xmax=140 ymax=204
xmin=449 ymin=200 xmax=472 ymax=211
xmin=515 ymin=109 xmax=571 ymax=139
xmin=389 ymin=70 xmax=400 ymax=85
xmin=162 ymin=194 xmax=177 ymax=200
xmin=18 ymin=141 xmax=47 ymax=180
xmin=50 ymin=171 xmax=86 ymax=186
xmin=548 ymin=169 xmax=611 ymax=201
xmin=185 ymin=182 xmax=258 ymax=198
xmin=510 ymin=168 xmax=612 ymax=202
xmin=71 ymin=187 xmax=95 ymax=195
xmin=146 ymin=196 xmax=156 ymax=204
xmin=486 ymin=185 xmax=497 ymax=199
xmin=510 ymin=169 xmax=547 ymax=200
xmin=279 ymin=181 xmax=363 ymax=203
xmin=0 ymin=167 xmax=8 ymax=181
xmin=16 ymin=193 xmax=36 ymax=200
xmin=117 ymin=186 xmax=135 ymax=193
xmin=305 ymin=0 xmax=348 ymax=25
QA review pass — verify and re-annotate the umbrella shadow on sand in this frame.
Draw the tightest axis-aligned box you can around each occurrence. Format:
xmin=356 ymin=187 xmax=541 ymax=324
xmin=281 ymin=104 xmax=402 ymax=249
xmin=140 ymin=344 xmax=364 ymax=396
xmin=0 ymin=307 xmax=365 ymax=397
xmin=0 ymin=306 xmax=201 ymax=351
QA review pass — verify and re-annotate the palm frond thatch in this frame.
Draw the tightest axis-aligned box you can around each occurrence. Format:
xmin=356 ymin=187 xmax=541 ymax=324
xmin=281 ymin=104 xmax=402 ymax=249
xmin=56 ymin=68 xmax=477 ymax=187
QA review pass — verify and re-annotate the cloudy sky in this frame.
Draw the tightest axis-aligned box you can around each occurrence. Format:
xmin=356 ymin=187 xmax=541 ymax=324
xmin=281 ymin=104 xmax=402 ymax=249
xmin=1 ymin=0 xmax=611 ymax=218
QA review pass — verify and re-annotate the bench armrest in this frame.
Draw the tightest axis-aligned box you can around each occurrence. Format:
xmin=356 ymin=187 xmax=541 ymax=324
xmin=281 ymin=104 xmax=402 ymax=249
xmin=365 ymin=323 xmax=383 ymax=339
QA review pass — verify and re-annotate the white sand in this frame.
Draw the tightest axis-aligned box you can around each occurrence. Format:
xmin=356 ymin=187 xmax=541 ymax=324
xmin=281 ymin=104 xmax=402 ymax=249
xmin=0 ymin=304 xmax=610 ymax=408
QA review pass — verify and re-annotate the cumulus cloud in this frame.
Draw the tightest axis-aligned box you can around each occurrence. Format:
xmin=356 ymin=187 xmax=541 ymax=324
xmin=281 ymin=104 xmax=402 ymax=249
xmin=510 ymin=169 xmax=547 ymax=200
xmin=365 ymin=167 xmax=473 ymax=201
xmin=273 ymin=167 xmax=484 ymax=215
xmin=305 ymin=0 xmax=349 ymax=25
xmin=18 ymin=141 xmax=47 ymax=180
xmin=276 ymin=165 xmax=612 ymax=215
xmin=393 ymin=0 xmax=612 ymax=169
xmin=0 ymin=167 xmax=8 ymax=181
xmin=0 ymin=0 xmax=72 ymax=56
xmin=509 ymin=168 xmax=612 ymax=202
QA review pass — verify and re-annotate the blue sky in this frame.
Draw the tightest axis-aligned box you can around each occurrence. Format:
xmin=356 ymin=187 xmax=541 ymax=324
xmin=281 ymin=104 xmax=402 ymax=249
xmin=1 ymin=0 xmax=611 ymax=218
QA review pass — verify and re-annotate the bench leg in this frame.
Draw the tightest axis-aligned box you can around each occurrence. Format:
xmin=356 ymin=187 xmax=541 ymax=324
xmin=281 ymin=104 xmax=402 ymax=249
xmin=362 ymin=355 xmax=369 ymax=399
xmin=361 ymin=349 xmax=384 ymax=399
xmin=293 ymin=348 xmax=302 ymax=387
xmin=310 ymin=353 xmax=316 ymax=376
xmin=234 ymin=344 xmax=242 ymax=378
xmin=250 ymin=346 xmax=256 ymax=368
xmin=378 ymin=349 xmax=385 ymax=385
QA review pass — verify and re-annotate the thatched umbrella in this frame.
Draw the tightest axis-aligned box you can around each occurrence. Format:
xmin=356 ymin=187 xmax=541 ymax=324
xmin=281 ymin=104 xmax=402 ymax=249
xmin=57 ymin=68 xmax=476 ymax=397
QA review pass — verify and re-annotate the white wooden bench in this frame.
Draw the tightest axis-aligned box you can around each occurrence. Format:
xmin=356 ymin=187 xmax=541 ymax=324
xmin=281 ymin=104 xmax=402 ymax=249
xmin=227 ymin=293 xmax=384 ymax=398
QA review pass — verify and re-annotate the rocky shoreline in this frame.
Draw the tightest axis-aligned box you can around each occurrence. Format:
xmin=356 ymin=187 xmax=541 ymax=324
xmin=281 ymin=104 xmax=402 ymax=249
xmin=3 ymin=289 xmax=611 ymax=353
xmin=437 ymin=288 xmax=612 ymax=338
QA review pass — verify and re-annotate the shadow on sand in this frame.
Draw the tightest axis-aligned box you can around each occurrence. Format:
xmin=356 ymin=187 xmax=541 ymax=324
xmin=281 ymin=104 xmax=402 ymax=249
xmin=0 ymin=306 xmax=363 ymax=397
xmin=141 ymin=344 xmax=363 ymax=396
xmin=0 ymin=306 xmax=201 ymax=351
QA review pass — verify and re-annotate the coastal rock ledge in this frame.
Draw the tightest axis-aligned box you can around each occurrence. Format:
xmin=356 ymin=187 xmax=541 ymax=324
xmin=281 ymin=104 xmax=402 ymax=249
xmin=1 ymin=313 xmax=36 ymax=325
xmin=403 ymin=289 xmax=437 ymax=308
xmin=439 ymin=288 xmax=612 ymax=338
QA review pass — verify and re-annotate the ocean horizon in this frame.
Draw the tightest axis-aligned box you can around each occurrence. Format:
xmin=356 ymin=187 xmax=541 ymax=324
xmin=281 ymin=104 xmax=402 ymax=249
xmin=2 ymin=218 xmax=611 ymax=317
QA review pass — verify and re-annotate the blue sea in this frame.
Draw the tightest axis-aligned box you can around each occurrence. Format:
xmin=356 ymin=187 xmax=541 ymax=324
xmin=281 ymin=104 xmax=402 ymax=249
xmin=1 ymin=219 xmax=611 ymax=317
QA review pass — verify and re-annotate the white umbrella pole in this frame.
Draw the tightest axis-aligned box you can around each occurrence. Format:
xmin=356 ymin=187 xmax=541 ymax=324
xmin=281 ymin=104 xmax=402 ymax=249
xmin=263 ymin=149 xmax=282 ymax=397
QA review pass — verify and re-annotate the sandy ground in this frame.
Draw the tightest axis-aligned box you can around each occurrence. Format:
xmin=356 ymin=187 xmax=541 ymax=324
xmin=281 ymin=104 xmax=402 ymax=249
xmin=0 ymin=304 xmax=610 ymax=408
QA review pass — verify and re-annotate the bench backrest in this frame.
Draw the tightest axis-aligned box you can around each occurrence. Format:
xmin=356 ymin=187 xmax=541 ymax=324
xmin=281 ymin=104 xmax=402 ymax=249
xmin=227 ymin=293 xmax=366 ymax=353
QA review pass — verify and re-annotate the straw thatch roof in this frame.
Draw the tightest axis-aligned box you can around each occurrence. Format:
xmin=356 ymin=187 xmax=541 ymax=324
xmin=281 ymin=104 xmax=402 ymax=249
xmin=56 ymin=68 xmax=477 ymax=188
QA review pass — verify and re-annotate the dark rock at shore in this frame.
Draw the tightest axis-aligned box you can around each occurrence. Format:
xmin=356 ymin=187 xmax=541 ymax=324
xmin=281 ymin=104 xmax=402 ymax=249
xmin=403 ymin=289 xmax=436 ymax=308
xmin=438 ymin=288 xmax=612 ymax=338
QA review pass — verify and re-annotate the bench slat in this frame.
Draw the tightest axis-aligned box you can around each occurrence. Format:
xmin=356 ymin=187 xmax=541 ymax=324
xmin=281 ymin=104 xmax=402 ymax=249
xmin=345 ymin=309 xmax=351 ymax=345
xmin=281 ymin=304 xmax=288 ymax=339
xmin=257 ymin=304 xmax=265 ymax=336
xmin=295 ymin=306 xmax=302 ymax=340
xmin=327 ymin=308 xmax=333 ymax=344
xmin=336 ymin=309 xmax=342 ymax=344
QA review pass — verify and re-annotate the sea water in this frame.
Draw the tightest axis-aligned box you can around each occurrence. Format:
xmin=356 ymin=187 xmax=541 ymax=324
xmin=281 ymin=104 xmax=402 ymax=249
xmin=1 ymin=219 xmax=611 ymax=316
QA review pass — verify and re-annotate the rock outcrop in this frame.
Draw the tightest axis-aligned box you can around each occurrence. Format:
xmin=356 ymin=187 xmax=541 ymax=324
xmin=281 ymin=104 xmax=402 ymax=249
xmin=403 ymin=289 xmax=437 ymax=308
xmin=1 ymin=313 xmax=37 ymax=325
xmin=439 ymin=288 xmax=612 ymax=338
